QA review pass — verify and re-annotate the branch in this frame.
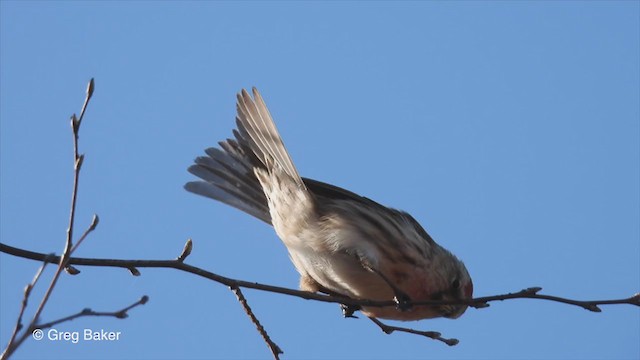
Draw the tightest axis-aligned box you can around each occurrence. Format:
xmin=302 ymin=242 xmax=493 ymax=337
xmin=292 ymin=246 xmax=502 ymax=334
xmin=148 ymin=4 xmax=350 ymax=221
xmin=6 ymin=241 xmax=636 ymax=352
xmin=2 ymin=258 xmax=51 ymax=357
xmin=37 ymin=296 xmax=149 ymax=330
xmin=2 ymin=79 xmax=97 ymax=360
xmin=368 ymin=317 xmax=459 ymax=346
xmin=465 ymin=287 xmax=640 ymax=312
xmin=231 ymin=286 xmax=282 ymax=359
xmin=1 ymin=79 xmax=145 ymax=360
xmin=2 ymin=242 xmax=638 ymax=313
xmin=27 ymin=78 xmax=96 ymax=329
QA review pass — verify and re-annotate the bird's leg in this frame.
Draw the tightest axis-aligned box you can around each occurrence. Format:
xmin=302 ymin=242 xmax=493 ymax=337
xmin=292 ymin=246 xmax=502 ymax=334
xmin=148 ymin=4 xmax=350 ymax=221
xmin=357 ymin=256 xmax=412 ymax=312
xmin=314 ymin=281 xmax=361 ymax=319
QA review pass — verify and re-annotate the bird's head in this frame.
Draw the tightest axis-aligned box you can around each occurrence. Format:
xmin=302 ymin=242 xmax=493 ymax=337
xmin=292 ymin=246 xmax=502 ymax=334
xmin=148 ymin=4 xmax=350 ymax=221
xmin=429 ymin=254 xmax=473 ymax=319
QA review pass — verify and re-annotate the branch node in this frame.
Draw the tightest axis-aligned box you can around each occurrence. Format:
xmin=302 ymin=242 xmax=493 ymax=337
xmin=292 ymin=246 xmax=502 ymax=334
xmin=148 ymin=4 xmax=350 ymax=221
xmin=177 ymin=238 xmax=193 ymax=262
xmin=471 ymin=302 xmax=490 ymax=309
xmin=585 ymin=304 xmax=602 ymax=312
xmin=71 ymin=114 xmax=79 ymax=133
xmin=64 ymin=265 xmax=81 ymax=275
xmin=524 ymin=287 xmax=543 ymax=294
xmin=75 ymin=154 xmax=85 ymax=170
xmin=127 ymin=267 xmax=141 ymax=276
xmin=379 ymin=326 xmax=394 ymax=335
xmin=86 ymin=78 xmax=95 ymax=100
xmin=114 ymin=311 xmax=128 ymax=319
xmin=89 ymin=214 xmax=100 ymax=231
xmin=444 ymin=338 xmax=460 ymax=346
xmin=23 ymin=284 xmax=33 ymax=297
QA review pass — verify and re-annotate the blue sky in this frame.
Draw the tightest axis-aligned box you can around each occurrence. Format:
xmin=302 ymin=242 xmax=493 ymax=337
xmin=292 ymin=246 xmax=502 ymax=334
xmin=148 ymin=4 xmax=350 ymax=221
xmin=1 ymin=2 xmax=638 ymax=359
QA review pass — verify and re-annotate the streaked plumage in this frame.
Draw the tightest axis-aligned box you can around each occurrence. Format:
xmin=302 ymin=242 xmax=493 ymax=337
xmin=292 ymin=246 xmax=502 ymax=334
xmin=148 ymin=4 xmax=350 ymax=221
xmin=186 ymin=88 xmax=472 ymax=320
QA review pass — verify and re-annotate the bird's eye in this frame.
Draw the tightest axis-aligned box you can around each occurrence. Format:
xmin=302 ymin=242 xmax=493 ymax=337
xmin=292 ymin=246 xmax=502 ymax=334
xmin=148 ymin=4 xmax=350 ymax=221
xmin=452 ymin=278 xmax=461 ymax=290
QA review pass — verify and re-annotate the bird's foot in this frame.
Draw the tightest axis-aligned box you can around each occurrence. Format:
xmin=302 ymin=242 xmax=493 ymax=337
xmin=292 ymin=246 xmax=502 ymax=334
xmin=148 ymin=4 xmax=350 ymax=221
xmin=340 ymin=304 xmax=361 ymax=319
xmin=393 ymin=291 xmax=412 ymax=312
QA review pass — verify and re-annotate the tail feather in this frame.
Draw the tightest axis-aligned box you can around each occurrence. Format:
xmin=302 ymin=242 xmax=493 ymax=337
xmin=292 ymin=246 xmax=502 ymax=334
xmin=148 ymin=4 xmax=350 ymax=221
xmin=234 ymin=117 xmax=267 ymax=167
xmin=185 ymin=180 xmax=270 ymax=223
xmin=186 ymin=139 xmax=271 ymax=223
xmin=236 ymin=88 xmax=304 ymax=188
xmin=200 ymin=148 xmax=265 ymax=205
xmin=186 ymin=87 xmax=302 ymax=223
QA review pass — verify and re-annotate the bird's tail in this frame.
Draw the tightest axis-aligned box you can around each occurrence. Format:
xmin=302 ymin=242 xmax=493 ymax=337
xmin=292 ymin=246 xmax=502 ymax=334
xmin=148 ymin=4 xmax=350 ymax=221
xmin=185 ymin=88 xmax=303 ymax=224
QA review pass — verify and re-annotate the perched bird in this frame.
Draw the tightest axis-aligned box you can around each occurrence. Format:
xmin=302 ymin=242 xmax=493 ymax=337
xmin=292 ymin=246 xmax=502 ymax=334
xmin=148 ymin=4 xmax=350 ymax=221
xmin=185 ymin=88 xmax=473 ymax=320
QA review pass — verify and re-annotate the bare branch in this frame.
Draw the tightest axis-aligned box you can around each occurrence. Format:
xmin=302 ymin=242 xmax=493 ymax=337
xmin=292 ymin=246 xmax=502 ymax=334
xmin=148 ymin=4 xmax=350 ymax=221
xmin=75 ymin=77 xmax=94 ymax=130
xmin=37 ymin=296 xmax=148 ymax=330
xmin=0 ymin=78 xmax=139 ymax=360
xmin=2 ymin=258 xmax=51 ymax=359
xmin=2 ymin=242 xmax=638 ymax=314
xmin=460 ymin=287 xmax=640 ymax=312
xmin=231 ymin=286 xmax=282 ymax=359
xmin=70 ymin=214 xmax=100 ymax=254
xmin=25 ymin=78 xmax=96 ymax=339
xmin=368 ymin=317 xmax=459 ymax=346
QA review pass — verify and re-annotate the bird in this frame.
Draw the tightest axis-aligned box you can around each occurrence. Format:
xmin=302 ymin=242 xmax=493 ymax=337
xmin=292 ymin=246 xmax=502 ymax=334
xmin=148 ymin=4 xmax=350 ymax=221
xmin=185 ymin=88 xmax=473 ymax=321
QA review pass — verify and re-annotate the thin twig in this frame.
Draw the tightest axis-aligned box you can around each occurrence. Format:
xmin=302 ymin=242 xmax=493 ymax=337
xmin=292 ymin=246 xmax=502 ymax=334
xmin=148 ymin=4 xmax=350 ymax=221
xmin=70 ymin=214 xmax=99 ymax=254
xmin=27 ymin=78 xmax=95 ymax=329
xmin=368 ymin=317 xmax=459 ymax=346
xmin=75 ymin=78 xmax=94 ymax=130
xmin=2 ymin=258 xmax=51 ymax=358
xmin=1 ymin=79 xmax=100 ymax=360
xmin=37 ymin=296 xmax=149 ymax=330
xmin=466 ymin=287 xmax=620 ymax=312
xmin=231 ymin=286 xmax=283 ymax=359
